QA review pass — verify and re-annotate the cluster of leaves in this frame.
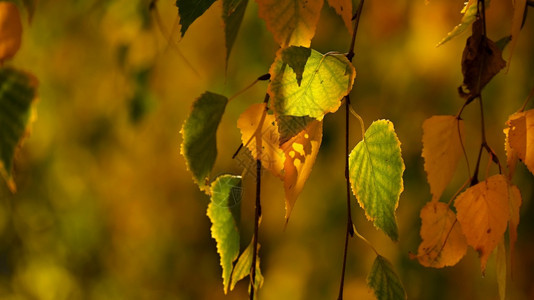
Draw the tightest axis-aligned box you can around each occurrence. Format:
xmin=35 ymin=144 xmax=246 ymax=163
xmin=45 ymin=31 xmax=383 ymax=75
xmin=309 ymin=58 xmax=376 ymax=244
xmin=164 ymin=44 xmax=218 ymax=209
xmin=412 ymin=1 xmax=531 ymax=299
xmin=177 ymin=0 xmax=407 ymax=299
xmin=0 ymin=1 xmax=38 ymax=192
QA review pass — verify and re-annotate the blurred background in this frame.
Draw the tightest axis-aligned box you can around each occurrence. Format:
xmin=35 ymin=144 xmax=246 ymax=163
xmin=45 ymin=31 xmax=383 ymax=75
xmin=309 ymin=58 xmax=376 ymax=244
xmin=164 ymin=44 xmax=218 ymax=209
xmin=1 ymin=0 xmax=533 ymax=299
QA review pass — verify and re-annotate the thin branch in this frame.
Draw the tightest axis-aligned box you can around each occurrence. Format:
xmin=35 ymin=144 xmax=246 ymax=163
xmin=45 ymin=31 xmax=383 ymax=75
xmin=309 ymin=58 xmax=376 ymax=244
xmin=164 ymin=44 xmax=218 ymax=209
xmin=346 ymin=0 xmax=365 ymax=62
xmin=456 ymin=116 xmax=471 ymax=178
xmin=520 ymin=85 xmax=534 ymax=112
xmin=250 ymin=158 xmax=262 ymax=300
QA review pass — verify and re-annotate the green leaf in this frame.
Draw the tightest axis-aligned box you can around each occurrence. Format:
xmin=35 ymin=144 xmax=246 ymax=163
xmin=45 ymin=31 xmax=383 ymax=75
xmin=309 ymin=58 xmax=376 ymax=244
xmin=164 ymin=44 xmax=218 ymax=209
xmin=368 ymin=255 xmax=407 ymax=300
xmin=230 ymin=238 xmax=264 ymax=292
xmin=0 ymin=67 xmax=37 ymax=192
xmin=268 ymin=47 xmax=355 ymax=120
xmin=223 ymin=0 xmax=248 ymax=69
xmin=437 ymin=0 xmax=490 ymax=47
xmin=180 ymin=92 xmax=228 ymax=192
xmin=176 ymin=0 xmax=217 ymax=37
xmin=349 ymin=120 xmax=404 ymax=241
xmin=207 ymin=175 xmax=242 ymax=294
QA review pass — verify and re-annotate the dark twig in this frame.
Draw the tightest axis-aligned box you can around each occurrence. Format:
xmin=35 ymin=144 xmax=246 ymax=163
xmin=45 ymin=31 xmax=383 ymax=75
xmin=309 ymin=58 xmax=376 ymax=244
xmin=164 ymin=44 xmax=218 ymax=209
xmin=250 ymin=159 xmax=262 ymax=300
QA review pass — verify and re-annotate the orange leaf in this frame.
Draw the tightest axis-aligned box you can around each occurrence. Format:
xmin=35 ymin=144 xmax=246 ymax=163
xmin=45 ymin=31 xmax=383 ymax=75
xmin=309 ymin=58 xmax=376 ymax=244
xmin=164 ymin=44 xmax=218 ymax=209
xmin=237 ymin=103 xmax=285 ymax=178
xmin=454 ymin=175 xmax=510 ymax=273
xmin=504 ymin=112 xmax=523 ymax=178
xmin=422 ymin=116 xmax=465 ymax=201
xmin=508 ymin=0 xmax=527 ymax=67
xmin=256 ymin=0 xmax=323 ymax=47
xmin=326 ymin=0 xmax=353 ymax=34
xmin=507 ymin=182 xmax=521 ymax=275
xmin=415 ymin=201 xmax=467 ymax=268
xmin=0 ymin=2 xmax=22 ymax=62
xmin=281 ymin=120 xmax=322 ymax=220
xmin=506 ymin=109 xmax=534 ymax=176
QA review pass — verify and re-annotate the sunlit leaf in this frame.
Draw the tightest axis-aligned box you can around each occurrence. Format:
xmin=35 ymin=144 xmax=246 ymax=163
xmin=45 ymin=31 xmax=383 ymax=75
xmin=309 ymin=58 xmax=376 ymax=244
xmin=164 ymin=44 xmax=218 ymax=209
xmin=507 ymin=182 xmax=521 ymax=274
xmin=459 ymin=18 xmax=506 ymax=98
xmin=269 ymin=47 xmax=355 ymax=120
xmin=504 ymin=112 xmax=522 ymax=178
xmin=180 ymin=92 xmax=228 ymax=192
xmin=176 ymin=0 xmax=217 ymax=37
xmin=454 ymin=174 xmax=510 ymax=273
xmin=0 ymin=67 xmax=37 ymax=192
xmin=237 ymin=103 xmax=285 ymax=178
xmin=496 ymin=239 xmax=506 ymax=300
xmin=207 ymin=175 xmax=242 ymax=293
xmin=414 ymin=201 xmax=467 ymax=268
xmin=349 ymin=120 xmax=404 ymax=241
xmin=508 ymin=0 xmax=526 ymax=66
xmin=506 ymin=109 xmax=534 ymax=176
xmin=422 ymin=115 xmax=464 ymax=201
xmin=281 ymin=119 xmax=322 ymax=220
xmin=280 ymin=46 xmax=311 ymax=86
xmin=230 ymin=238 xmax=264 ymax=292
xmin=437 ymin=0 xmax=486 ymax=46
xmin=367 ymin=255 xmax=407 ymax=300
xmin=326 ymin=0 xmax=353 ymax=34
xmin=0 ymin=2 xmax=22 ymax=62
xmin=223 ymin=0 xmax=248 ymax=68
xmin=276 ymin=115 xmax=313 ymax=145
xmin=256 ymin=0 xmax=323 ymax=47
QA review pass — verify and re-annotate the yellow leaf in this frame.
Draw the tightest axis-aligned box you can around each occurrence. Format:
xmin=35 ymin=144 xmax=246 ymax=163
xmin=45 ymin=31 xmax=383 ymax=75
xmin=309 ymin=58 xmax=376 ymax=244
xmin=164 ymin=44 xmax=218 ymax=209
xmin=237 ymin=103 xmax=285 ymax=178
xmin=414 ymin=201 xmax=467 ymax=268
xmin=504 ymin=112 xmax=523 ymax=178
xmin=454 ymin=175 xmax=510 ymax=273
xmin=422 ymin=116 xmax=465 ymax=201
xmin=0 ymin=2 xmax=22 ymax=62
xmin=256 ymin=0 xmax=323 ymax=47
xmin=508 ymin=0 xmax=527 ymax=67
xmin=326 ymin=0 xmax=353 ymax=34
xmin=281 ymin=120 xmax=322 ymax=220
xmin=506 ymin=109 xmax=534 ymax=176
xmin=507 ymin=182 xmax=521 ymax=275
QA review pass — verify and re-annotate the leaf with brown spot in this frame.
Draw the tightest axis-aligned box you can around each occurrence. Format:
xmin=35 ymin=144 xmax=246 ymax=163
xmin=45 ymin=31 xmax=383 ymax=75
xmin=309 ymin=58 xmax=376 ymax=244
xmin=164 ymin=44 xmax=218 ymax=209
xmin=454 ymin=174 xmax=510 ymax=273
xmin=422 ymin=116 xmax=465 ymax=201
xmin=414 ymin=201 xmax=467 ymax=268
xmin=459 ymin=19 xmax=506 ymax=98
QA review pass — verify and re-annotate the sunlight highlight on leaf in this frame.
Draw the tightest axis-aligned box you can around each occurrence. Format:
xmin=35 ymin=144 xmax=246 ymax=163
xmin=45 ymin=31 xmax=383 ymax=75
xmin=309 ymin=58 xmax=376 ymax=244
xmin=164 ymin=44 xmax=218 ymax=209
xmin=437 ymin=0 xmax=487 ymax=46
xmin=326 ymin=0 xmax=353 ymax=34
xmin=349 ymin=120 xmax=404 ymax=241
xmin=504 ymin=112 xmax=522 ymax=178
xmin=0 ymin=2 xmax=22 ymax=62
xmin=454 ymin=174 xmax=510 ymax=273
xmin=422 ymin=116 xmax=464 ymax=202
xmin=180 ymin=92 xmax=228 ymax=192
xmin=367 ymin=255 xmax=407 ymax=300
xmin=415 ymin=201 xmax=467 ymax=268
xmin=0 ymin=67 xmax=37 ymax=192
xmin=506 ymin=109 xmax=534 ymax=176
xmin=256 ymin=0 xmax=323 ymax=47
xmin=207 ymin=175 xmax=242 ymax=293
xmin=269 ymin=47 xmax=355 ymax=120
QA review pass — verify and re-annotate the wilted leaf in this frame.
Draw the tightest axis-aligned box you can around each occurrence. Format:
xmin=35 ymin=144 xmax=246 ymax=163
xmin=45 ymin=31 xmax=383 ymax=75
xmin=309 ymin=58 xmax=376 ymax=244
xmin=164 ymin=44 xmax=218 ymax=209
xmin=367 ymin=255 xmax=407 ymax=300
xmin=281 ymin=119 xmax=322 ymax=220
xmin=326 ymin=0 xmax=353 ymax=34
xmin=422 ymin=115 xmax=465 ymax=201
xmin=437 ymin=0 xmax=482 ymax=46
xmin=496 ymin=239 xmax=506 ymax=300
xmin=0 ymin=2 xmax=22 ymax=62
xmin=414 ymin=201 xmax=467 ymax=268
xmin=256 ymin=0 xmax=323 ymax=47
xmin=176 ymin=0 xmax=217 ymax=37
xmin=349 ymin=120 xmax=404 ymax=241
xmin=207 ymin=175 xmax=242 ymax=293
xmin=230 ymin=238 xmax=264 ymax=292
xmin=269 ymin=47 xmax=355 ymax=120
xmin=508 ymin=182 xmax=521 ymax=274
xmin=223 ymin=0 xmax=248 ymax=68
xmin=506 ymin=109 xmax=534 ymax=176
xmin=237 ymin=103 xmax=285 ymax=178
xmin=454 ymin=174 xmax=510 ymax=273
xmin=180 ymin=92 xmax=228 ymax=192
xmin=459 ymin=18 xmax=506 ymax=98
xmin=0 ymin=67 xmax=37 ymax=192
xmin=508 ymin=0 xmax=526 ymax=66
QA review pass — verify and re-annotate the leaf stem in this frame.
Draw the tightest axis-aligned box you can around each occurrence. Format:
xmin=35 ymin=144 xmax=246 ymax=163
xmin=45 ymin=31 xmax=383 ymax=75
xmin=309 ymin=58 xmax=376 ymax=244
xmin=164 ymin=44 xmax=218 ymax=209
xmin=348 ymin=104 xmax=366 ymax=139
xmin=352 ymin=224 xmax=379 ymax=256
xmin=519 ymin=85 xmax=534 ymax=112
xmin=228 ymin=74 xmax=270 ymax=102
